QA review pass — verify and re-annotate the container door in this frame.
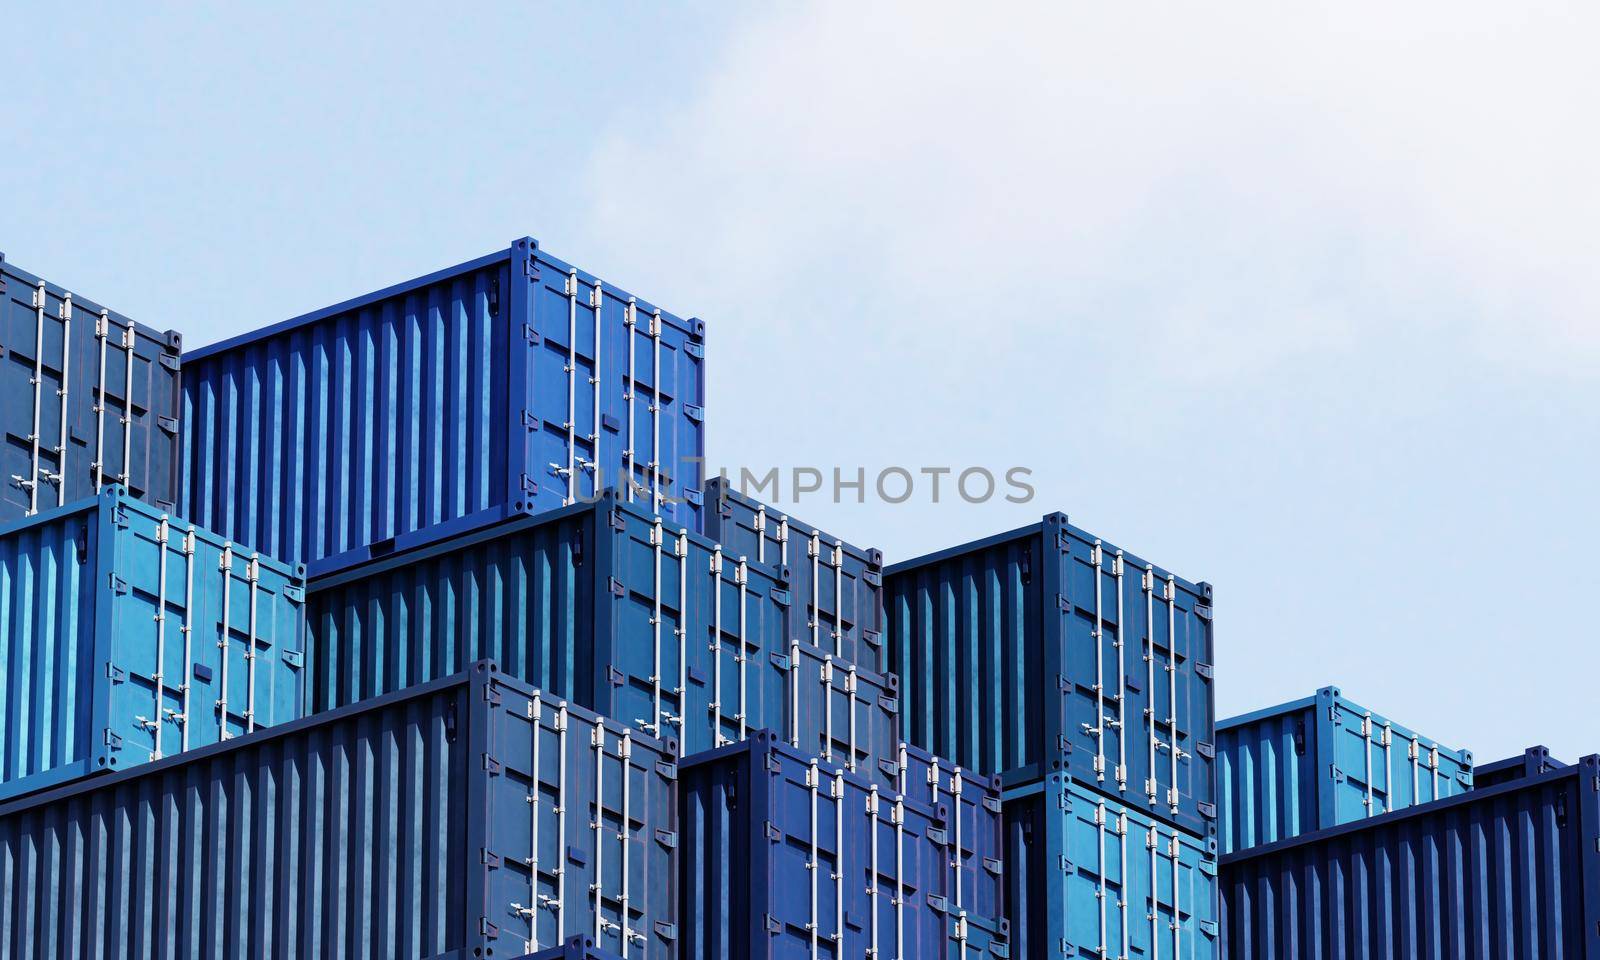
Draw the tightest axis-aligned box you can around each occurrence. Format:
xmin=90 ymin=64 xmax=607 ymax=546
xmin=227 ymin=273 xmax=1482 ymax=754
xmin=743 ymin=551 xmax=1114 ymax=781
xmin=481 ymin=681 xmax=676 ymax=960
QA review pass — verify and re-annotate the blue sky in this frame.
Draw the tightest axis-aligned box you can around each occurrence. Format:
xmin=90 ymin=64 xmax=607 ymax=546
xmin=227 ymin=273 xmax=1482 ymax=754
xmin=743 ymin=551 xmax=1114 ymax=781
xmin=3 ymin=4 xmax=1595 ymax=763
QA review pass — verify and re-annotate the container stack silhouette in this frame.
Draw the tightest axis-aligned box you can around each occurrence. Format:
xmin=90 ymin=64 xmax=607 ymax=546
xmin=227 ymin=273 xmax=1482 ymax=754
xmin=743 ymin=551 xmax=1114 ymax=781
xmin=2 ymin=238 xmax=1595 ymax=959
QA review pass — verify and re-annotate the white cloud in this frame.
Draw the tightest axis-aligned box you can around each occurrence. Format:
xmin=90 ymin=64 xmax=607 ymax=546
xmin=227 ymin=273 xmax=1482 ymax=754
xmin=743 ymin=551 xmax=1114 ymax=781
xmin=585 ymin=1 xmax=1600 ymax=386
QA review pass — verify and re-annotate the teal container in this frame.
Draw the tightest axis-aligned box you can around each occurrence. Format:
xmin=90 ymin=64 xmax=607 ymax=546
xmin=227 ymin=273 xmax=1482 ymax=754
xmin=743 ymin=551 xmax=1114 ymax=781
xmin=1003 ymin=773 xmax=1219 ymax=960
xmin=1215 ymin=686 xmax=1473 ymax=854
xmin=0 ymin=486 xmax=306 ymax=800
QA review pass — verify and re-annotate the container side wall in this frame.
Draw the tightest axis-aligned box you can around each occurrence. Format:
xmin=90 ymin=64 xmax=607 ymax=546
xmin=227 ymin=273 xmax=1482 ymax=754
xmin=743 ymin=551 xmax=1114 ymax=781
xmin=307 ymin=507 xmax=596 ymax=713
xmin=1 ymin=259 xmax=181 ymax=523
xmin=886 ymin=528 xmax=1042 ymax=779
xmin=180 ymin=259 xmax=513 ymax=568
xmin=1215 ymin=703 xmax=1317 ymax=855
xmin=1220 ymin=760 xmax=1600 ymax=960
xmin=0 ymin=678 xmax=471 ymax=960
xmin=0 ymin=501 xmax=99 ymax=794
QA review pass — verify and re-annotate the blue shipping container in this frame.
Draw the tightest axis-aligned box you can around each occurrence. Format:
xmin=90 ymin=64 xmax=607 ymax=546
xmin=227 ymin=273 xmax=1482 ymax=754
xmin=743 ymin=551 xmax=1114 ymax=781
xmin=703 ymin=477 xmax=887 ymax=673
xmin=1220 ymin=755 xmax=1600 ymax=959
xmin=1474 ymin=744 xmax=1564 ymax=789
xmin=514 ymin=937 xmax=626 ymax=960
xmin=306 ymin=493 xmax=902 ymax=782
xmin=0 ymin=486 xmax=305 ymax=802
xmin=0 ymin=254 xmax=182 ymax=522
xmin=678 ymin=731 xmax=1010 ymax=959
xmin=886 ymin=512 xmax=1217 ymax=836
xmin=1004 ymin=774 xmax=1220 ymax=960
xmin=1215 ymin=686 xmax=1473 ymax=854
xmin=892 ymin=741 xmax=1007 ymax=921
xmin=0 ymin=663 xmax=679 ymax=960
xmin=179 ymin=236 xmax=706 ymax=574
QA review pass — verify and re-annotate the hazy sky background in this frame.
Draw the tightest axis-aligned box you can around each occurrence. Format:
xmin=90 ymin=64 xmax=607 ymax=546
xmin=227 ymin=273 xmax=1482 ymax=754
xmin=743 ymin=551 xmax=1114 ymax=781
xmin=3 ymin=4 xmax=1595 ymax=763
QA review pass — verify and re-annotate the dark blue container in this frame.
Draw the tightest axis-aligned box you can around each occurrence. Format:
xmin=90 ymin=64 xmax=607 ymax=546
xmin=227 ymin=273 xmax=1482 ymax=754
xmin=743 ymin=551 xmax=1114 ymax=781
xmin=514 ymin=937 xmax=625 ymax=960
xmin=703 ymin=477 xmax=886 ymax=673
xmin=307 ymin=493 xmax=902 ymax=783
xmin=1215 ymin=686 xmax=1473 ymax=854
xmin=0 ymin=254 xmax=182 ymax=522
xmin=1474 ymin=744 xmax=1565 ymax=789
xmin=891 ymin=742 xmax=1007 ymax=922
xmin=678 ymin=732 xmax=1010 ymax=959
xmin=179 ymin=236 xmax=706 ymax=574
xmin=886 ymin=513 xmax=1217 ymax=837
xmin=1221 ymin=755 xmax=1600 ymax=959
xmin=1004 ymin=774 xmax=1219 ymax=960
xmin=0 ymin=663 xmax=680 ymax=959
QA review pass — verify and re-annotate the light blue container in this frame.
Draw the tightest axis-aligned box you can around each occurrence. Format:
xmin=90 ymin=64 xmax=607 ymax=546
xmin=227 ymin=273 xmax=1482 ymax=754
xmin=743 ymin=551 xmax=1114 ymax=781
xmin=1215 ymin=686 xmax=1473 ymax=854
xmin=1004 ymin=773 xmax=1219 ymax=960
xmin=0 ymin=486 xmax=305 ymax=801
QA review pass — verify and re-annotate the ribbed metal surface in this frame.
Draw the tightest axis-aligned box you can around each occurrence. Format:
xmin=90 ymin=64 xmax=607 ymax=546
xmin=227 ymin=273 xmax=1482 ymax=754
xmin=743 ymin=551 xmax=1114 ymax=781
xmin=1216 ymin=687 xmax=1473 ymax=854
xmin=179 ymin=237 xmax=706 ymax=575
xmin=678 ymin=732 xmax=1010 ymax=960
xmin=308 ymin=495 xmax=903 ymax=785
xmin=0 ymin=255 xmax=182 ymax=522
xmin=0 ymin=487 xmax=305 ymax=802
xmin=1004 ymin=774 xmax=1219 ymax=960
xmin=307 ymin=503 xmax=594 ymax=712
xmin=0 ymin=664 xmax=680 ymax=960
xmin=887 ymin=513 xmax=1217 ymax=837
xmin=1220 ymin=756 xmax=1600 ymax=959
xmin=703 ymin=478 xmax=887 ymax=674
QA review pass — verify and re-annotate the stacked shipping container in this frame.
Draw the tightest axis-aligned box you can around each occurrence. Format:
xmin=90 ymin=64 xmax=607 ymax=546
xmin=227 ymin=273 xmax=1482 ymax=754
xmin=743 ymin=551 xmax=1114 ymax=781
xmin=0 ymin=485 xmax=306 ymax=802
xmin=885 ymin=512 xmax=1220 ymax=959
xmin=1215 ymin=686 xmax=1473 ymax=854
xmin=0 ymin=255 xmax=183 ymax=522
xmin=3 ymin=234 xmax=1584 ymax=958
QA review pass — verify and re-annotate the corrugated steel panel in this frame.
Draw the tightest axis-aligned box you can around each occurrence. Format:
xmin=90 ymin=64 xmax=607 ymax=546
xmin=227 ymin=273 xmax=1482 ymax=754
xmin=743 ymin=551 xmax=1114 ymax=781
xmin=179 ymin=237 xmax=706 ymax=575
xmin=0 ymin=254 xmax=182 ymax=522
xmin=703 ymin=477 xmax=887 ymax=673
xmin=1474 ymin=744 xmax=1565 ymax=789
xmin=0 ymin=663 xmax=679 ymax=960
xmin=886 ymin=513 xmax=1217 ymax=836
xmin=1220 ymin=756 xmax=1600 ymax=959
xmin=1004 ymin=774 xmax=1219 ymax=960
xmin=678 ymin=732 xmax=1010 ymax=959
xmin=307 ymin=494 xmax=902 ymax=783
xmin=1215 ymin=686 xmax=1473 ymax=854
xmin=0 ymin=486 xmax=305 ymax=802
